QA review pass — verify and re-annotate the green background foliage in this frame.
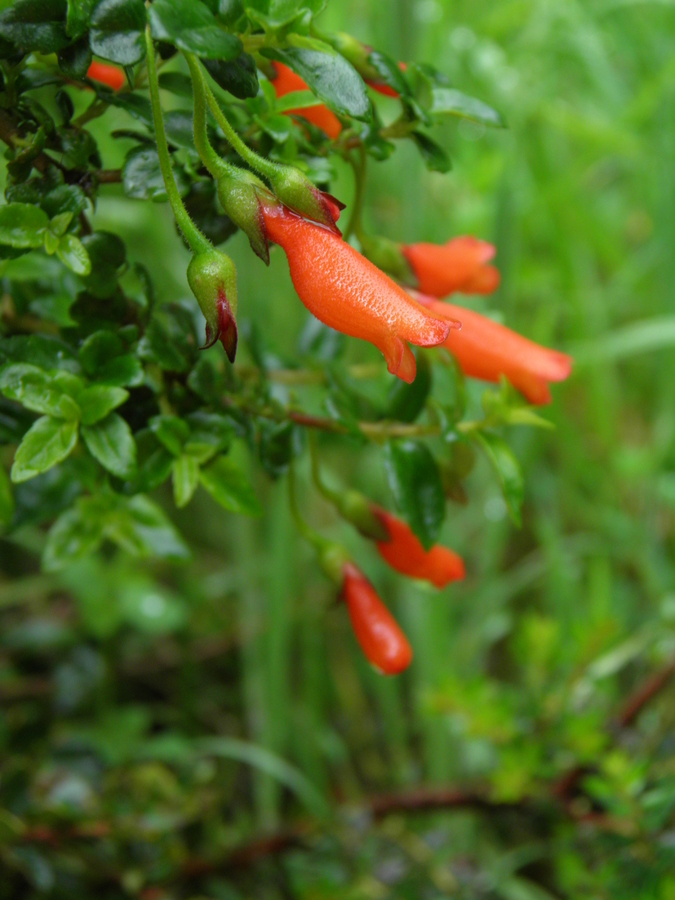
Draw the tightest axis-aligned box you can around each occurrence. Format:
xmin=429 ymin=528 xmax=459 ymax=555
xmin=1 ymin=0 xmax=675 ymax=898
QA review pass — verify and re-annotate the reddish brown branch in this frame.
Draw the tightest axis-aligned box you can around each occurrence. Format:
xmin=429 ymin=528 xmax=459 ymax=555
xmin=617 ymin=658 xmax=675 ymax=727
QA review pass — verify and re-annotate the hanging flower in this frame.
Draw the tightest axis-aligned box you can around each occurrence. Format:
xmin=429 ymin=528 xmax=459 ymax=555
xmin=260 ymin=203 xmax=456 ymax=383
xmin=414 ymin=292 xmax=573 ymax=404
xmin=403 ymin=236 xmax=501 ymax=298
xmin=342 ymin=563 xmax=413 ymax=674
xmin=269 ymin=61 xmax=342 ymax=140
xmin=372 ymin=507 xmax=465 ymax=588
xmin=87 ymin=61 xmax=125 ymax=91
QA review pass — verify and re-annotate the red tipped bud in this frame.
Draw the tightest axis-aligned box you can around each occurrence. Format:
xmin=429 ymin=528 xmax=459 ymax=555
xmin=187 ymin=249 xmax=238 ymax=362
xmin=341 ymin=563 xmax=413 ymax=675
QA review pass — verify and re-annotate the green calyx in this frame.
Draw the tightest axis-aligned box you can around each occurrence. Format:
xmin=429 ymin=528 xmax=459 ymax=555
xmin=359 ymin=233 xmax=415 ymax=284
xmin=319 ymin=542 xmax=352 ymax=585
xmin=337 ymin=490 xmax=389 ymax=542
xmin=215 ymin=167 xmax=275 ymax=265
xmin=187 ymin=249 xmax=239 ymax=362
xmin=264 ymin=165 xmax=344 ymax=234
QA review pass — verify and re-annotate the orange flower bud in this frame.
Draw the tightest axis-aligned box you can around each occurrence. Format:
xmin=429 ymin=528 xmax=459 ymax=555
xmin=260 ymin=203 xmax=455 ymax=383
xmin=403 ymin=236 xmax=501 ymax=298
xmin=342 ymin=563 xmax=413 ymax=675
xmin=87 ymin=61 xmax=126 ymax=92
xmin=270 ymin=62 xmax=342 ymax=140
xmin=372 ymin=507 xmax=465 ymax=588
xmin=415 ymin=293 xmax=573 ymax=405
xmin=367 ymin=62 xmax=408 ymax=98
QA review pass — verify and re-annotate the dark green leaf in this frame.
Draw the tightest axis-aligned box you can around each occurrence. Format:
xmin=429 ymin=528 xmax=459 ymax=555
xmin=81 ymin=412 xmax=136 ymax=476
xmin=149 ymin=414 xmax=189 ymax=456
xmin=81 ymin=231 xmax=126 ymax=298
xmin=79 ymin=331 xmax=143 ymax=387
xmin=0 ymin=464 xmax=15 ymax=528
xmin=66 ymin=0 xmax=95 ymax=37
xmin=0 ymin=0 xmax=69 ymax=54
xmin=385 ymin=350 xmax=431 ymax=423
xmin=0 ymin=204 xmax=50 ymax=249
xmin=90 ymin=0 xmax=146 ymax=65
xmin=12 ymin=416 xmax=79 ymax=482
xmin=264 ymin=44 xmax=370 ymax=121
xmin=149 ymin=0 xmax=242 ymax=60
xmin=199 ymin=456 xmax=262 ymax=515
xmin=105 ymin=91 xmax=153 ymax=127
xmin=412 ymin=131 xmax=452 ymax=173
xmin=158 ymin=71 xmax=193 ymax=97
xmin=203 ymin=53 xmax=259 ymax=99
xmin=172 ymin=454 xmax=199 ymax=507
xmin=137 ymin=308 xmax=195 ymax=372
xmin=475 ymin=431 xmax=524 ymax=526
xmin=58 ymin=35 xmax=92 ymax=78
xmin=43 ymin=500 xmax=104 ymax=570
xmin=106 ymin=494 xmax=189 ymax=559
xmin=122 ymin=145 xmax=189 ymax=201
xmin=258 ymin=420 xmax=297 ymax=477
xmin=384 ymin=440 xmax=445 ymax=549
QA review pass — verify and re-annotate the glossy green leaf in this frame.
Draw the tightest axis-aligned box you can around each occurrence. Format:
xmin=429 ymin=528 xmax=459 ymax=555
xmin=149 ymin=415 xmax=189 ymax=457
xmin=431 ymin=87 xmax=505 ymax=127
xmin=264 ymin=44 xmax=370 ymax=121
xmin=79 ymin=331 xmax=143 ymax=387
xmin=199 ymin=456 xmax=262 ymax=516
xmin=0 ymin=364 xmax=82 ymax=420
xmin=11 ymin=416 xmax=79 ymax=483
xmin=66 ymin=0 xmax=95 ymax=37
xmin=81 ymin=412 xmax=136 ymax=477
xmin=149 ymin=0 xmax=242 ymax=59
xmin=385 ymin=351 xmax=431 ymax=423
xmin=475 ymin=431 xmax=524 ymax=527
xmin=55 ymin=233 xmax=91 ymax=275
xmin=89 ymin=0 xmax=146 ymax=65
xmin=122 ymin=146 xmax=189 ymax=201
xmin=0 ymin=0 xmax=69 ymax=54
xmin=0 ymin=204 xmax=50 ymax=249
xmin=43 ymin=501 xmax=104 ymax=571
xmin=384 ymin=440 xmax=445 ymax=550
xmin=412 ymin=131 xmax=452 ymax=173
xmin=203 ymin=53 xmax=259 ymax=99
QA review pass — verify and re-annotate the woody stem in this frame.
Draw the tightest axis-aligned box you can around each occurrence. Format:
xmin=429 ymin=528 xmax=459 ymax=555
xmin=144 ymin=27 xmax=210 ymax=256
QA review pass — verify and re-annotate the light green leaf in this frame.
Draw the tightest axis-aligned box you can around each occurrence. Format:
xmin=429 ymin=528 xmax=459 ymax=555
xmin=172 ymin=455 xmax=199 ymax=508
xmin=55 ymin=233 xmax=91 ymax=275
xmin=0 ymin=364 xmax=81 ymax=420
xmin=81 ymin=413 xmax=136 ymax=477
xmin=475 ymin=431 xmax=524 ymax=527
xmin=0 ymin=204 xmax=50 ymax=249
xmin=199 ymin=456 xmax=262 ymax=516
xmin=76 ymin=385 xmax=129 ymax=425
xmin=11 ymin=416 xmax=79 ymax=483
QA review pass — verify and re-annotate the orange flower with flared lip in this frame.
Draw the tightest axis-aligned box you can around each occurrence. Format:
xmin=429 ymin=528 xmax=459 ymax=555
xmin=414 ymin=292 xmax=573 ymax=405
xmin=403 ymin=236 xmax=501 ymax=298
xmin=372 ymin=507 xmax=465 ymax=588
xmin=270 ymin=62 xmax=342 ymax=140
xmin=87 ymin=62 xmax=125 ymax=91
xmin=260 ymin=203 xmax=456 ymax=383
xmin=342 ymin=563 xmax=413 ymax=675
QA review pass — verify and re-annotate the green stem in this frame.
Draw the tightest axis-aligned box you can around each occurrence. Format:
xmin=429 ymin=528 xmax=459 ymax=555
xmin=287 ymin=464 xmax=328 ymax=552
xmin=184 ymin=53 xmax=230 ymax=180
xmin=344 ymin=145 xmax=366 ymax=242
xmin=308 ymin=432 xmax=342 ymax=507
xmin=203 ymin=80 xmax=278 ymax=181
xmin=144 ymin=26 xmax=210 ymax=255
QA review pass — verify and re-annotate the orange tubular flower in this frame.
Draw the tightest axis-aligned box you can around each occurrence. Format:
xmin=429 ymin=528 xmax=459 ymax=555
xmin=87 ymin=61 xmax=126 ymax=91
xmin=270 ymin=62 xmax=342 ymax=140
xmin=260 ymin=203 xmax=456 ymax=383
xmin=403 ymin=236 xmax=501 ymax=298
xmin=342 ymin=563 xmax=413 ymax=675
xmin=372 ymin=507 xmax=465 ymax=588
xmin=414 ymin=293 xmax=573 ymax=405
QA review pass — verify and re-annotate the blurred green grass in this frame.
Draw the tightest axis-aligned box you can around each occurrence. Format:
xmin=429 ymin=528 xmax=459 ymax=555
xmin=5 ymin=0 xmax=675 ymax=893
